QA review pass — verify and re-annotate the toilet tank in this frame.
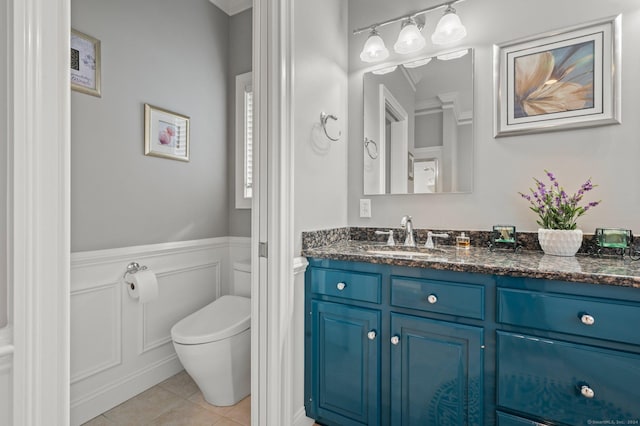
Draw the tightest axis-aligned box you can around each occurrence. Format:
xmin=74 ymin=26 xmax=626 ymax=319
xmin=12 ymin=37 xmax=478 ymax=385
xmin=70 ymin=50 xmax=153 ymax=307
xmin=233 ymin=260 xmax=252 ymax=297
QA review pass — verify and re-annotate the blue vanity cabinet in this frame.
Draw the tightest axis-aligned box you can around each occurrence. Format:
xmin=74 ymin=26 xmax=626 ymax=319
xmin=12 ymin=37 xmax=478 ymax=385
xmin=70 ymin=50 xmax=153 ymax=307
xmin=495 ymin=277 xmax=640 ymax=425
xmin=390 ymin=313 xmax=483 ymax=426
xmin=310 ymin=300 xmax=381 ymax=426
xmin=305 ymin=259 xmax=489 ymax=426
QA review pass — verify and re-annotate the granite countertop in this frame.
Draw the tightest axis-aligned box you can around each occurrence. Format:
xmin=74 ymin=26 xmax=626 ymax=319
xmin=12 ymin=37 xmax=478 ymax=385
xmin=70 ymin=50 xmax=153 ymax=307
xmin=302 ymin=240 xmax=640 ymax=289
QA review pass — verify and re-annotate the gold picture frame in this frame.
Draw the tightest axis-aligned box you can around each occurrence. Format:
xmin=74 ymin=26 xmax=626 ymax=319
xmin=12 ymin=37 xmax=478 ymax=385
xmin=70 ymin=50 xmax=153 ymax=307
xmin=70 ymin=29 xmax=101 ymax=97
xmin=144 ymin=104 xmax=190 ymax=162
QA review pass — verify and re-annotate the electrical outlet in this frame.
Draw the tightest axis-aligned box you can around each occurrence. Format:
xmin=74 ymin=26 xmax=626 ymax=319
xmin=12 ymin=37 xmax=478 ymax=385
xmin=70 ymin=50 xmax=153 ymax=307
xmin=359 ymin=199 xmax=372 ymax=218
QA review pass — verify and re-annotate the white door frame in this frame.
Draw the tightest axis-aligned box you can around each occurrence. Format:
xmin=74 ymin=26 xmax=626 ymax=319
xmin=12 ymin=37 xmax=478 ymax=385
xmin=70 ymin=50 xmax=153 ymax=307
xmin=252 ymin=0 xmax=295 ymax=424
xmin=9 ymin=0 xmax=71 ymax=424
xmin=8 ymin=0 xmax=292 ymax=424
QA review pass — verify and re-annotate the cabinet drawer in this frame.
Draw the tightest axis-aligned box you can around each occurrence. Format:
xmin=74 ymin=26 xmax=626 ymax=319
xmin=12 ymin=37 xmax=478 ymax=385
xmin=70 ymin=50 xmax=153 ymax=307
xmin=497 ymin=411 xmax=552 ymax=425
xmin=391 ymin=276 xmax=484 ymax=319
xmin=497 ymin=331 xmax=640 ymax=425
xmin=497 ymin=288 xmax=640 ymax=345
xmin=310 ymin=267 xmax=381 ymax=304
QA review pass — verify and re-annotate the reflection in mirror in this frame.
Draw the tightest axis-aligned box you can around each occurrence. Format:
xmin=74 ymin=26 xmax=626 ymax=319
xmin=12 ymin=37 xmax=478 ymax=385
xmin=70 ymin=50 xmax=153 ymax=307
xmin=363 ymin=49 xmax=473 ymax=194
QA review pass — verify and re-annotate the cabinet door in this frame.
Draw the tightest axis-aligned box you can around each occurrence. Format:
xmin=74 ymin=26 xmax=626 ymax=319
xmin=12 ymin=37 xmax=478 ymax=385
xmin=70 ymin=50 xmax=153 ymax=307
xmin=390 ymin=313 xmax=483 ymax=426
xmin=311 ymin=300 xmax=380 ymax=426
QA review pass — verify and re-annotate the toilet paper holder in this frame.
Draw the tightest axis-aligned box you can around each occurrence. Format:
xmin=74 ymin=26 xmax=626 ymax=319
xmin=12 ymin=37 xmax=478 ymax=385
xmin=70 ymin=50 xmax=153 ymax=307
xmin=123 ymin=262 xmax=148 ymax=290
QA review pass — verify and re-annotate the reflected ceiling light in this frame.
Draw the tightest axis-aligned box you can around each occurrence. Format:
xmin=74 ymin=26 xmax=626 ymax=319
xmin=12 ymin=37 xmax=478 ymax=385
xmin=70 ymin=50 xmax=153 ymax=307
xmin=403 ymin=57 xmax=433 ymax=69
xmin=436 ymin=49 xmax=468 ymax=61
xmin=431 ymin=5 xmax=467 ymax=45
xmin=372 ymin=65 xmax=398 ymax=75
xmin=353 ymin=0 xmax=469 ymax=63
xmin=359 ymin=28 xmax=389 ymax=63
xmin=393 ymin=18 xmax=426 ymax=55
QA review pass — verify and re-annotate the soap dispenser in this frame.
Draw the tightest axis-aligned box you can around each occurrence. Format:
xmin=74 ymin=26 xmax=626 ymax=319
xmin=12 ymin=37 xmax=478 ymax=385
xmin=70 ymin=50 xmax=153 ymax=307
xmin=456 ymin=232 xmax=470 ymax=249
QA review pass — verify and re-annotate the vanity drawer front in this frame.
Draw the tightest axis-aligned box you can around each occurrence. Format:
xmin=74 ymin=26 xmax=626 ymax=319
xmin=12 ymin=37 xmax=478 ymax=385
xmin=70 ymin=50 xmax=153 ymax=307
xmin=391 ymin=276 xmax=484 ymax=319
xmin=497 ymin=288 xmax=640 ymax=345
xmin=496 ymin=411 xmax=551 ymax=426
xmin=497 ymin=331 xmax=640 ymax=425
xmin=310 ymin=267 xmax=381 ymax=304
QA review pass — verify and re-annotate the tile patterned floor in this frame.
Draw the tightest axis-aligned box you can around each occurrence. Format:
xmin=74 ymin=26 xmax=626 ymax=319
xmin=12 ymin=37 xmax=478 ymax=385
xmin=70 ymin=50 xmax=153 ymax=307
xmin=82 ymin=370 xmax=250 ymax=426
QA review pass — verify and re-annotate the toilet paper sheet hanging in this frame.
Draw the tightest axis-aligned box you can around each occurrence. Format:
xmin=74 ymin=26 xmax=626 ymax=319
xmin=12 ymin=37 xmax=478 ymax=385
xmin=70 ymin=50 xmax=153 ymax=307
xmin=123 ymin=262 xmax=159 ymax=303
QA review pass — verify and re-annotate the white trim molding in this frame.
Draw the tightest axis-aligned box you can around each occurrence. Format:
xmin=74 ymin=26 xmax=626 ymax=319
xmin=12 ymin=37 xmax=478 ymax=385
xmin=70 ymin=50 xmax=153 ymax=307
xmin=11 ymin=0 xmax=71 ymax=424
xmin=209 ymin=0 xmax=252 ymax=16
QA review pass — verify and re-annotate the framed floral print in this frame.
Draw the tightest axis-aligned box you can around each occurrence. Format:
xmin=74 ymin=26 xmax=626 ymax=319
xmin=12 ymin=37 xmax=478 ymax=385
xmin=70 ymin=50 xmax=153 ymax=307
xmin=71 ymin=29 xmax=101 ymax=97
xmin=144 ymin=104 xmax=190 ymax=162
xmin=493 ymin=15 xmax=621 ymax=137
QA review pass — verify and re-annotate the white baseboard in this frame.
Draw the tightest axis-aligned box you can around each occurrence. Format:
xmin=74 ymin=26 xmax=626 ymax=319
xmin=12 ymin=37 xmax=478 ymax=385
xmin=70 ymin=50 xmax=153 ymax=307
xmin=293 ymin=406 xmax=315 ymax=426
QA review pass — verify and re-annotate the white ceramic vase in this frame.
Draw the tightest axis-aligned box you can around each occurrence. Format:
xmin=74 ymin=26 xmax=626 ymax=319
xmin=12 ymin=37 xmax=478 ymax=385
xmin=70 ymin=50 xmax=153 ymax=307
xmin=537 ymin=228 xmax=583 ymax=257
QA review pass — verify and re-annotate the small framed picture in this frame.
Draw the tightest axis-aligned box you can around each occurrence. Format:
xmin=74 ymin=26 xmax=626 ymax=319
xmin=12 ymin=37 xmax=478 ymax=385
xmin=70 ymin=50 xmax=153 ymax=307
xmin=493 ymin=15 xmax=621 ymax=137
xmin=144 ymin=104 xmax=190 ymax=162
xmin=70 ymin=29 xmax=101 ymax=97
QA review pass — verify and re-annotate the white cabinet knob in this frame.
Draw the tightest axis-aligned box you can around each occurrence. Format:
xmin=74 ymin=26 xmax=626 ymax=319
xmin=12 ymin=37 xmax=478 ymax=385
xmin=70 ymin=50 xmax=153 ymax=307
xmin=580 ymin=384 xmax=595 ymax=399
xmin=390 ymin=335 xmax=400 ymax=345
xmin=580 ymin=313 xmax=595 ymax=326
xmin=367 ymin=330 xmax=377 ymax=340
xmin=427 ymin=294 xmax=438 ymax=304
xmin=336 ymin=282 xmax=346 ymax=291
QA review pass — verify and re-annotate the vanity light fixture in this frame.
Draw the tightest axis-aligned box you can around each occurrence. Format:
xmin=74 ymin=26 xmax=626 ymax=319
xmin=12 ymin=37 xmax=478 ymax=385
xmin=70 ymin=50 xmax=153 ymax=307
xmin=436 ymin=48 xmax=469 ymax=61
xmin=360 ymin=28 xmax=390 ymax=63
xmin=354 ymin=0 xmax=467 ymax=63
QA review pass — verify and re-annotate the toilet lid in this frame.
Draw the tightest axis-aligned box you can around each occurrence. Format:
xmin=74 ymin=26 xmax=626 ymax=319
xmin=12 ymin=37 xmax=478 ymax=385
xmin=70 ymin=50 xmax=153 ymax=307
xmin=171 ymin=295 xmax=250 ymax=345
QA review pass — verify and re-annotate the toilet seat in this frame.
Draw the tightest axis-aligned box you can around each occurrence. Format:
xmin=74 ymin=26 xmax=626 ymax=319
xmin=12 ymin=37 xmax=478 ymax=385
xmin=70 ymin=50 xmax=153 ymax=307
xmin=171 ymin=295 xmax=250 ymax=345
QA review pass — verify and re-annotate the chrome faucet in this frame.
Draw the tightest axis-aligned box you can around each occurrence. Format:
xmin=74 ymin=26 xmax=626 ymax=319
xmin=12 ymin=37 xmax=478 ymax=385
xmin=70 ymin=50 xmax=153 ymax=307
xmin=425 ymin=231 xmax=449 ymax=249
xmin=400 ymin=215 xmax=416 ymax=247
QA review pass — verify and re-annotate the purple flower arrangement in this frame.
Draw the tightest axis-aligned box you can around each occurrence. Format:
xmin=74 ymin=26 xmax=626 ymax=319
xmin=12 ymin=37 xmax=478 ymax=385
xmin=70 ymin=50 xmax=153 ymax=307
xmin=519 ymin=170 xmax=601 ymax=230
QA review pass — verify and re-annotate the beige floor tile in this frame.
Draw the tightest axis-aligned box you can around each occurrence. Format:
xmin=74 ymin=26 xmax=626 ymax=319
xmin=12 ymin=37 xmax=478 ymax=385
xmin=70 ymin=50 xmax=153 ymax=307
xmin=103 ymin=386 xmax=183 ymax=426
xmin=159 ymin=370 xmax=200 ymax=398
xmin=225 ymin=396 xmax=251 ymax=426
xmin=187 ymin=392 xmax=235 ymax=417
xmin=81 ymin=414 xmax=116 ymax=426
xmin=147 ymin=399 xmax=222 ymax=426
xmin=212 ymin=418 xmax=244 ymax=426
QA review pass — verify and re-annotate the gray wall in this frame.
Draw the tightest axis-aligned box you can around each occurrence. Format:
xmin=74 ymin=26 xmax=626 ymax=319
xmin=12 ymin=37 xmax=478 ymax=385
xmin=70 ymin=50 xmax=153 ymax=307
xmin=348 ymin=0 xmax=640 ymax=234
xmin=0 ymin=0 xmax=7 ymax=328
xmin=71 ymin=0 xmax=230 ymax=251
xmin=227 ymin=8 xmax=252 ymax=237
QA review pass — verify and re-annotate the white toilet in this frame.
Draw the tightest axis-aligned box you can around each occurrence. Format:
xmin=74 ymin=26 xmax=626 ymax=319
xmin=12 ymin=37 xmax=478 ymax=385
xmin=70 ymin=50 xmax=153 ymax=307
xmin=171 ymin=260 xmax=251 ymax=406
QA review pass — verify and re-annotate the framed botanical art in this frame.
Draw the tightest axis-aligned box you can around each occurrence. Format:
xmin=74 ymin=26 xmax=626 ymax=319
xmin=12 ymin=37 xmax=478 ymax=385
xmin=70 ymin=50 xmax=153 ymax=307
xmin=493 ymin=15 xmax=621 ymax=137
xmin=144 ymin=104 xmax=190 ymax=162
xmin=70 ymin=29 xmax=101 ymax=97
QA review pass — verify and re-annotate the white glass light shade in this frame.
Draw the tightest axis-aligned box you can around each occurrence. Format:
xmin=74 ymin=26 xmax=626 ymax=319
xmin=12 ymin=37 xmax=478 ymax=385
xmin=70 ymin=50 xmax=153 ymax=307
xmin=436 ymin=49 xmax=468 ymax=61
xmin=371 ymin=65 xmax=398 ymax=75
xmin=431 ymin=6 xmax=467 ymax=45
xmin=403 ymin=57 xmax=432 ymax=69
xmin=393 ymin=19 xmax=426 ymax=55
xmin=360 ymin=30 xmax=389 ymax=63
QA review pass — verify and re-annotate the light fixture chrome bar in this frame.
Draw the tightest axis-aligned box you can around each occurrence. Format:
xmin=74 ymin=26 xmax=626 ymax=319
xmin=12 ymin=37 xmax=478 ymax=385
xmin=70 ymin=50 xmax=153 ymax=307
xmin=352 ymin=0 xmax=465 ymax=35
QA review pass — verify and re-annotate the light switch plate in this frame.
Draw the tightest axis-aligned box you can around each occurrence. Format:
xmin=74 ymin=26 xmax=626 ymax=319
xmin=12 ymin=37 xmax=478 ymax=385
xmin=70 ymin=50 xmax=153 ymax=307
xmin=359 ymin=199 xmax=372 ymax=218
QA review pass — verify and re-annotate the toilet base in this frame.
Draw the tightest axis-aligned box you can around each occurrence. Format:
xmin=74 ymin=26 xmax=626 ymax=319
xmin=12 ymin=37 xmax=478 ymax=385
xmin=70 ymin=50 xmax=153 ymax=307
xmin=173 ymin=328 xmax=251 ymax=406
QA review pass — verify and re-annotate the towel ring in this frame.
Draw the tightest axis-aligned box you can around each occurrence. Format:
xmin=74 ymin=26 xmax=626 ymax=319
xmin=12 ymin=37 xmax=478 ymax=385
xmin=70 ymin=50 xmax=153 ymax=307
xmin=320 ymin=112 xmax=341 ymax=142
xmin=364 ymin=137 xmax=379 ymax=159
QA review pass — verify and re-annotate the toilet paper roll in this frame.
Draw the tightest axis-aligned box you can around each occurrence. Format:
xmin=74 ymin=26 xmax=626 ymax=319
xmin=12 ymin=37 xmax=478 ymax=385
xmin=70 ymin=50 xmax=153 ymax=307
xmin=126 ymin=269 xmax=159 ymax=303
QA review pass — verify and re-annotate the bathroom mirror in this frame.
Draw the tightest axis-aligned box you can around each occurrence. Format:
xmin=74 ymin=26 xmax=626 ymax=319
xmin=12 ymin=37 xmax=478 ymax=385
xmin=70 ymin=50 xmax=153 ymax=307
xmin=363 ymin=49 xmax=473 ymax=194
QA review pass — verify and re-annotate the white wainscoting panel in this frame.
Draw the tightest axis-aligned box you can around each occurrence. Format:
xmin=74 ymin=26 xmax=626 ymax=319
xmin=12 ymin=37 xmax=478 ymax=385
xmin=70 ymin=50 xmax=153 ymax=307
xmin=70 ymin=237 xmax=250 ymax=426
xmin=71 ymin=283 xmax=122 ymax=382
xmin=140 ymin=262 xmax=220 ymax=354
